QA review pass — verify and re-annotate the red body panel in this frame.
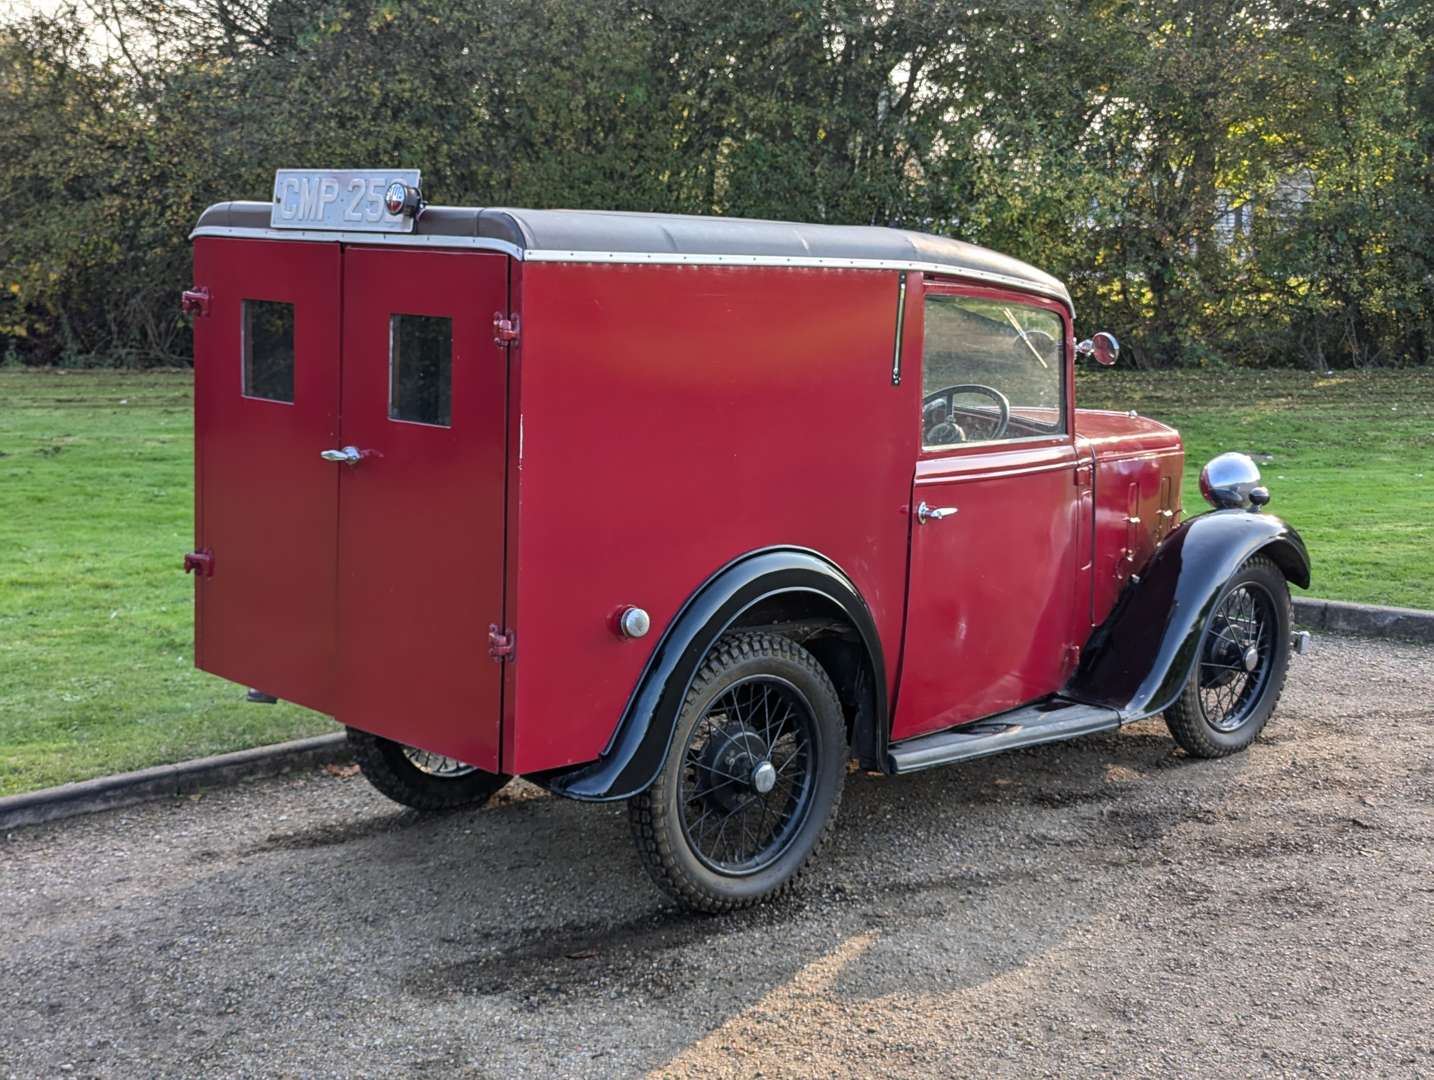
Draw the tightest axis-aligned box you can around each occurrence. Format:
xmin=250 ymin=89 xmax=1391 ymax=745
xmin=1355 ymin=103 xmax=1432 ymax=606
xmin=334 ymin=248 xmax=510 ymax=772
xmin=1075 ymin=411 xmax=1184 ymax=626
xmin=191 ymin=234 xmax=1187 ymax=777
xmin=191 ymin=238 xmax=340 ymax=713
xmin=503 ymin=263 xmax=915 ymax=773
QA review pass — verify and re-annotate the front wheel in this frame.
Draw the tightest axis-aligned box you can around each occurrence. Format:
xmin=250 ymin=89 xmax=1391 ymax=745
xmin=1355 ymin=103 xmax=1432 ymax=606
xmin=346 ymin=728 xmax=509 ymax=811
xmin=628 ymin=633 xmax=847 ymax=913
xmin=1164 ymin=554 xmax=1293 ymax=758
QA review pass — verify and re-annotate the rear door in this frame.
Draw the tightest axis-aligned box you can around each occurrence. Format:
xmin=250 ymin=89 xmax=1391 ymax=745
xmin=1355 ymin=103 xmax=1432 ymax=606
xmin=334 ymin=247 xmax=510 ymax=772
xmin=192 ymin=238 xmax=341 ymax=712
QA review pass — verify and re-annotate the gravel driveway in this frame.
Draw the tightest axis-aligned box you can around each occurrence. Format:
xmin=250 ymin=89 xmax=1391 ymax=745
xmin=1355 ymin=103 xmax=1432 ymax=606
xmin=3 ymin=633 xmax=1432 ymax=1079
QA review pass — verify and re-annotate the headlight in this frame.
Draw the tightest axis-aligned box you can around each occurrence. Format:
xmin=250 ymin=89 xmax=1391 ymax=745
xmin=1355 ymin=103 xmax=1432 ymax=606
xmin=1199 ymin=452 xmax=1269 ymax=510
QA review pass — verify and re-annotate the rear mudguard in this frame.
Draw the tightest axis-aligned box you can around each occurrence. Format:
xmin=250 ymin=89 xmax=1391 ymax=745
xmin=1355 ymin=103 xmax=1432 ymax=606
xmin=536 ymin=548 xmax=886 ymax=802
xmin=1066 ymin=509 xmax=1309 ymax=720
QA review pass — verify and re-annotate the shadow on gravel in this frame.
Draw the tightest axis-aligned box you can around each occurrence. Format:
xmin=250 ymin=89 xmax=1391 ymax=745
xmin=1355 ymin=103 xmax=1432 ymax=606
xmin=236 ymin=807 xmax=440 ymax=855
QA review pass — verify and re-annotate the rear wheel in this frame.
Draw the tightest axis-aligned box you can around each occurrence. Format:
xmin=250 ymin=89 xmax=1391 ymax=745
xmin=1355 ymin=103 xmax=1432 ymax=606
xmin=346 ymin=727 xmax=509 ymax=811
xmin=628 ymin=633 xmax=847 ymax=913
xmin=1164 ymin=555 xmax=1292 ymax=758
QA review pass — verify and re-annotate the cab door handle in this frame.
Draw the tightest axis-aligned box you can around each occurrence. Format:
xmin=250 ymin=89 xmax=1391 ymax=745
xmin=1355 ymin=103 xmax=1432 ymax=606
xmin=916 ymin=501 xmax=958 ymax=524
xmin=320 ymin=446 xmax=364 ymax=466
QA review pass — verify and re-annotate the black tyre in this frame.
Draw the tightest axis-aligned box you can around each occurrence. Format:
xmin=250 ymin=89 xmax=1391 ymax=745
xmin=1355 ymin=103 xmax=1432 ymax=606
xmin=628 ymin=632 xmax=847 ymax=913
xmin=346 ymin=727 xmax=509 ymax=811
xmin=1164 ymin=555 xmax=1293 ymax=758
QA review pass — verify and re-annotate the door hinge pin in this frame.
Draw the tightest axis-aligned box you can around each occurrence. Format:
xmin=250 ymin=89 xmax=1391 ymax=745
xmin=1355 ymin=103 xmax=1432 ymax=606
xmin=493 ymin=312 xmax=520 ymax=347
xmin=488 ymin=624 xmax=515 ymax=662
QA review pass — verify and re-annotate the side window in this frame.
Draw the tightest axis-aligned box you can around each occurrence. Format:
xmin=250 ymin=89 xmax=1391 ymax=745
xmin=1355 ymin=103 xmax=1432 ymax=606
xmin=389 ymin=314 xmax=452 ymax=427
xmin=921 ymin=293 xmax=1065 ymax=449
xmin=242 ymin=300 xmax=295 ymax=403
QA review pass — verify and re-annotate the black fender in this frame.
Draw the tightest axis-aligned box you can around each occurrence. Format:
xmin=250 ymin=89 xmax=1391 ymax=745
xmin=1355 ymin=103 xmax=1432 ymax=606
xmin=536 ymin=547 xmax=887 ymax=802
xmin=1066 ymin=509 xmax=1310 ymax=720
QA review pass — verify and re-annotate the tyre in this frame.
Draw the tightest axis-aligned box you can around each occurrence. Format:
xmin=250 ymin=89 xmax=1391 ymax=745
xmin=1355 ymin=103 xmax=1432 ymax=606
xmin=346 ymin=728 xmax=509 ymax=811
xmin=1164 ymin=554 xmax=1293 ymax=759
xmin=628 ymin=632 xmax=847 ymax=913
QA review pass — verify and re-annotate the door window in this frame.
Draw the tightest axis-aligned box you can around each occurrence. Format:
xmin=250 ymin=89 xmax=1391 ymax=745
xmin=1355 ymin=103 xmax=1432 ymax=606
xmin=921 ymin=294 xmax=1065 ymax=448
xmin=389 ymin=314 xmax=453 ymax=426
xmin=242 ymin=300 xmax=295 ymax=403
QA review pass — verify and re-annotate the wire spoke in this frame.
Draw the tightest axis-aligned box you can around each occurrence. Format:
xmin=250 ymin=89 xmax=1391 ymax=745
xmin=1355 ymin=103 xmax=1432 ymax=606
xmin=676 ymin=673 xmax=820 ymax=875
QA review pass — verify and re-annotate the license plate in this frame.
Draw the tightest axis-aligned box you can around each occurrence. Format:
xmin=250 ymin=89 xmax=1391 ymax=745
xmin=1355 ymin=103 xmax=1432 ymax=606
xmin=270 ymin=169 xmax=422 ymax=233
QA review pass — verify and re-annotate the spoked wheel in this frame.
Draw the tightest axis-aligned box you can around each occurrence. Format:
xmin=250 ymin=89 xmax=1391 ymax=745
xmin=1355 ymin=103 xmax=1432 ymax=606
xmin=400 ymin=746 xmax=479 ymax=779
xmin=1165 ymin=555 xmax=1293 ymax=758
xmin=347 ymin=728 xmax=510 ymax=811
xmin=629 ymin=633 xmax=846 ymax=913
xmin=680 ymin=675 xmax=818 ymax=875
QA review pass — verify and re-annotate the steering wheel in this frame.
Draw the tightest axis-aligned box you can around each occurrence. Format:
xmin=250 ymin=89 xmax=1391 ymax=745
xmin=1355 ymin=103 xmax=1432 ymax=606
xmin=922 ymin=384 xmax=1011 ymax=445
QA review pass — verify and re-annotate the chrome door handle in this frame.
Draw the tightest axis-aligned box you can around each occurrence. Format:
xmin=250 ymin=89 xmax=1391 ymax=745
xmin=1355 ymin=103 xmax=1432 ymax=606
xmin=320 ymin=446 xmax=363 ymax=466
xmin=916 ymin=501 xmax=958 ymax=524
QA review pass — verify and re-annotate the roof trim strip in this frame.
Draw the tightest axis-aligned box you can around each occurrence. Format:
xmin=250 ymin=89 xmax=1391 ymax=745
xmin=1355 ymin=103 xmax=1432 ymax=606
xmin=189 ymin=225 xmax=1074 ymax=310
xmin=190 ymin=225 xmax=524 ymax=259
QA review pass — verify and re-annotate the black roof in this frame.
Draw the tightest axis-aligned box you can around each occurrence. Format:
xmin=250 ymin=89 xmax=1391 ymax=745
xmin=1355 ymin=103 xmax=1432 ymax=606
xmin=194 ymin=202 xmax=1071 ymax=308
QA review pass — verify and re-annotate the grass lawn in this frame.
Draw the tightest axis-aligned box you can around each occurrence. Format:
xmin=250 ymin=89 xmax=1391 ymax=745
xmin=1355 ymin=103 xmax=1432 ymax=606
xmin=1077 ymin=367 xmax=1434 ymax=609
xmin=0 ymin=371 xmax=335 ymax=797
xmin=1 ymin=366 xmax=1431 ymax=797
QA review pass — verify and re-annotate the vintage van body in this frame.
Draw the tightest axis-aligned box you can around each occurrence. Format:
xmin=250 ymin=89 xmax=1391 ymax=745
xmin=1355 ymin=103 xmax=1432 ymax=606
xmin=187 ymin=174 xmax=1309 ymax=911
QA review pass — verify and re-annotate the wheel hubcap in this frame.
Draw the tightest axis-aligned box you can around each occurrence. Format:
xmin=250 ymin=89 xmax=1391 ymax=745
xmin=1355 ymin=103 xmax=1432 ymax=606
xmin=751 ymin=759 xmax=777 ymax=794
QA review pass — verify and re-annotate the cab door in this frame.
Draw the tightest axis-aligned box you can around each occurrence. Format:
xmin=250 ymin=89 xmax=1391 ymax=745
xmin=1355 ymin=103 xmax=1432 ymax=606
xmin=333 ymin=247 xmax=510 ymax=773
xmin=891 ymin=282 xmax=1083 ymax=743
xmin=191 ymin=238 xmax=341 ymax=713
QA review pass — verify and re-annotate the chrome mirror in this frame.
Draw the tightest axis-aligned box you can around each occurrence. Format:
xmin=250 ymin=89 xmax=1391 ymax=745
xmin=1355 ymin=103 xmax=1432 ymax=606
xmin=1076 ymin=331 xmax=1119 ymax=366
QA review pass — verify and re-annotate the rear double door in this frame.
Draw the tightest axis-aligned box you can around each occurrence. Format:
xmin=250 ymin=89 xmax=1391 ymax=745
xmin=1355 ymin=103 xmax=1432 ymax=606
xmin=192 ymin=240 xmax=510 ymax=771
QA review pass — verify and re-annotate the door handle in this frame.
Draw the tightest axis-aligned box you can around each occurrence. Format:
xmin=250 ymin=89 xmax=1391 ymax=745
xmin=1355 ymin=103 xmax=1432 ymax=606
xmin=916 ymin=501 xmax=958 ymax=525
xmin=320 ymin=446 xmax=364 ymax=466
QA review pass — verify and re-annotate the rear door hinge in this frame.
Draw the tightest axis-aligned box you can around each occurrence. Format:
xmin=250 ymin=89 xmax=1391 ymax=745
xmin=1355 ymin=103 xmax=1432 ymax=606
xmin=492 ymin=312 xmax=520 ymax=347
xmin=181 ymin=287 xmax=211 ymax=318
xmin=183 ymin=548 xmax=215 ymax=577
xmin=488 ymin=624 xmax=515 ymax=662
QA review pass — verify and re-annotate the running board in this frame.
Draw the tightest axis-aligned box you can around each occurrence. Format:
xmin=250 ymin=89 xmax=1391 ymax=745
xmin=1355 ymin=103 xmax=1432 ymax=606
xmin=886 ymin=699 xmax=1122 ymax=775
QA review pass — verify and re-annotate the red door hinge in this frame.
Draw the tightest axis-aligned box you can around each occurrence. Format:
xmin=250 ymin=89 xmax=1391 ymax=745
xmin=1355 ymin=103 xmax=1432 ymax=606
xmin=488 ymin=624 xmax=515 ymax=662
xmin=492 ymin=312 xmax=520 ymax=347
xmin=181 ymin=287 xmax=211 ymax=318
xmin=183 ymin=549 xmax=215 ymax=577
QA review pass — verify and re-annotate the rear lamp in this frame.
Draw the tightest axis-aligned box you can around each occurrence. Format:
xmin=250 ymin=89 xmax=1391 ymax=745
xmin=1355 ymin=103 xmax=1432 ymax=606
xmin=384 ymin=182 xmax=422 ymax=218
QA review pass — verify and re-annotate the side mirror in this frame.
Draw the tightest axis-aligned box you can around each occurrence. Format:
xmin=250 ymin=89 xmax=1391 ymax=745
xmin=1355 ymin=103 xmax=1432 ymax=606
xmin=1076 ymin=331 xmax=1120 ymax=366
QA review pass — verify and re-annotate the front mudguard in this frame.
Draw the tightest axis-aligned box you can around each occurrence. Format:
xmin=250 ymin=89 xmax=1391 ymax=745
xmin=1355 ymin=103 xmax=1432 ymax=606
xmin=1066 ymin=509 xmax=1310 ymax=721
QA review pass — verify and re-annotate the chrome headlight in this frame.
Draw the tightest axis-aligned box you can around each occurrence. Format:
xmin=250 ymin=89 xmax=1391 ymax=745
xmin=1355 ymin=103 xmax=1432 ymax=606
xmin=1199 ymin=452 xmax=1269 ymax=510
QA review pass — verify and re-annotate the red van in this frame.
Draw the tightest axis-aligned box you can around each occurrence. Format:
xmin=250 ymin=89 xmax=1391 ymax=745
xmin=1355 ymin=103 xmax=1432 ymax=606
xmin=186 ymin=170 xmax=1310 ymax=912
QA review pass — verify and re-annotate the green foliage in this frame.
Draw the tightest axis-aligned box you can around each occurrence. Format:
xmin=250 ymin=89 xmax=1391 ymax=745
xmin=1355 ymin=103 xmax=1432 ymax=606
xmin=0 ymin=0 xmax=1431 ymax=367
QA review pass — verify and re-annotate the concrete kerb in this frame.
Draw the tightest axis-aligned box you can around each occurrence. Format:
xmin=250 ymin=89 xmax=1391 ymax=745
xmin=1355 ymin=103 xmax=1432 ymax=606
xmin=0 ymin=732 xmax=350 ymax=831
xmin=1292 ymin=597 xmax=1434 ymax=644
xmin=4 ymin=597 xmax=1431 ymax=832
